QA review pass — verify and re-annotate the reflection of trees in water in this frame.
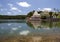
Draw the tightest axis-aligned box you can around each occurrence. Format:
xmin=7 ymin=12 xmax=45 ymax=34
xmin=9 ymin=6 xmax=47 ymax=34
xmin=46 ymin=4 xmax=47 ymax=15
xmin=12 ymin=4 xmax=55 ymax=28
xmin=30 ymin=21 xmax=41 ymax=29
xmin=41 ymin=21 xmax=50 ymax=28
xmin=26 ymin=21 xmax=41 ymax=29
xmin=49 ymin=20 xmax=53 ymax=28
xmin=26 ymin=21 xmax=34 ymax=28
xmin=26 ymin=20 xmax=60 ymax=29
xmin=53 ymin=22 xmax=60 ymax=28
xmin=0 ymin=20 xmax=26 ymax=23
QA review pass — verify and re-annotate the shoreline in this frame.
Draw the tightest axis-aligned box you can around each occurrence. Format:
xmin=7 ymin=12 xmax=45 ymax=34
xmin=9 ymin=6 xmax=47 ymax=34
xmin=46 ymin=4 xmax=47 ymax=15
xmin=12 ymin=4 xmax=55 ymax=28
xmin=0 ymin=34 xmax=60 ymax=42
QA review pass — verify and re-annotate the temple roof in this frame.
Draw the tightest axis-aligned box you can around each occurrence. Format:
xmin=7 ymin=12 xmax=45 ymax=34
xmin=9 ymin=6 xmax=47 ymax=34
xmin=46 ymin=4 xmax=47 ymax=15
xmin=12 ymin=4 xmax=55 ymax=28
xmin=32 ymin=11 xmax=40 ymax=17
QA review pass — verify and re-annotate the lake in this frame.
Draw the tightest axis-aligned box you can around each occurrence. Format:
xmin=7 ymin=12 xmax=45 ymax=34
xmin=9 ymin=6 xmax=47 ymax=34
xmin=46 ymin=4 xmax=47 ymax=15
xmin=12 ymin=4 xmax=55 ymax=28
xmin=0 ymin=19 xmax=60 ymax=42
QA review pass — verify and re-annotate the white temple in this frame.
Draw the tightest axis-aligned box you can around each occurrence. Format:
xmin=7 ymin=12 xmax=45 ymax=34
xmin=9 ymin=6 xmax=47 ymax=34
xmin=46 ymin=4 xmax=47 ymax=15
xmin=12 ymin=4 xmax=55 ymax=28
xmin=29 ymin=11 xmax=41 ymax=21
xmin=31 ymin=11 xmax=41 ymax=17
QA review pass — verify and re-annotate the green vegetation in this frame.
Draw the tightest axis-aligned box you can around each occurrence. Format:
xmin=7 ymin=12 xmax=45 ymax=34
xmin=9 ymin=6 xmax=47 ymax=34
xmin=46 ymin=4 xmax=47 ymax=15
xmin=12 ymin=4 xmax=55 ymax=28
xmin=0 ymin=15 xmax=27 ymax=19
xmin=27 ymin=9 xmax=60 ymax=19
xmin=27 ymin=10 xmax=35 ymax=17
xmin=49 ymin=12 xmax=53 ymax=19
xmin=40 ymin=16 xmax=47 ymax=19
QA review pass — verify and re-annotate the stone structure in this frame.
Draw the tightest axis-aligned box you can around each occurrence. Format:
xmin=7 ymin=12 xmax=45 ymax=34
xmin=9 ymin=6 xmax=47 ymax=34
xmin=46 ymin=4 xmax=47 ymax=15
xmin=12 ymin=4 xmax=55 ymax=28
xmin=30 ymin=11 xmax=41 ymax=21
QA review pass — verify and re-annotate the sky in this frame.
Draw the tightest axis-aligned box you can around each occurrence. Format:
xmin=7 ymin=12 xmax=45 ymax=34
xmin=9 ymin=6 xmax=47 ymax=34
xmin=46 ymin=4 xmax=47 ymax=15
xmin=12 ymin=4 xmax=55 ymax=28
xmin=0 ymin=0 xmax=60 ymax=15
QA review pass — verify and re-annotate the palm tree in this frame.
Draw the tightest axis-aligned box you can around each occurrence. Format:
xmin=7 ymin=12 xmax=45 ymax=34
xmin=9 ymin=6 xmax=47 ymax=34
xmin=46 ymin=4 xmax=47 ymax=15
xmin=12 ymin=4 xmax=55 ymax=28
xmin=54 ymin=12 xmax=58 ymax=18
xmin=54 ymin=8 xmax=59 ymax=18
xmin=49 ymin=12 xmax=53 ymax=19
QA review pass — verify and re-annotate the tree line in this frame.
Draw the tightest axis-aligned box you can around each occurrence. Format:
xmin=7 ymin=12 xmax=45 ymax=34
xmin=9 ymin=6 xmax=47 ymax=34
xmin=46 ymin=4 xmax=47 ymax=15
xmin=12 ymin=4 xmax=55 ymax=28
xmin=0 ymin=15 xmax=27 ymax=19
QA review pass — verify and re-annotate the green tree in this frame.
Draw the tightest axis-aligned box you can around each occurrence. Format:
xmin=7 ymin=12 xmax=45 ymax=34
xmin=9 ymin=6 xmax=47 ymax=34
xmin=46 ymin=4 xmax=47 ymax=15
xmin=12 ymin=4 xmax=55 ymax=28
xmin=54 ymin=8 xmax=59 ymax=18
xmin=54 ymin=12 xmax=58 ymax=18
xmin=49 ymin=12 xmax=53 ymax=19
xmin=38 ymin=11 xmax=43 ymax=14
xmin=27 ymin=10 xmax=35 ymax=17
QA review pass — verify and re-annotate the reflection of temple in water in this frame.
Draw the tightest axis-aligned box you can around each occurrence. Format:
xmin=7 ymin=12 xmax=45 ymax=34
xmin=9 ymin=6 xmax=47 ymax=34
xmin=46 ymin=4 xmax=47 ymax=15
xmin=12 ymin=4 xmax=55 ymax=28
xmin=27 ymin=19 xmax=60 ymax=30
xmin=28 ymin=21 xmax=51 ymax=29
xmin=30 ymin=21 xmax=41 ymax=29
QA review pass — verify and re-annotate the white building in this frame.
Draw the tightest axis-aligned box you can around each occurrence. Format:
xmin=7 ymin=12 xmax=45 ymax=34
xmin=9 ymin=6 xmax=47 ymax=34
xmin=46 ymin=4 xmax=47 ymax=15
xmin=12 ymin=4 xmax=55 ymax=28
xmin=30 ymin=11 xmax=41 ymax=20
xmin=31 ymin=11 xmax=41 ymax=17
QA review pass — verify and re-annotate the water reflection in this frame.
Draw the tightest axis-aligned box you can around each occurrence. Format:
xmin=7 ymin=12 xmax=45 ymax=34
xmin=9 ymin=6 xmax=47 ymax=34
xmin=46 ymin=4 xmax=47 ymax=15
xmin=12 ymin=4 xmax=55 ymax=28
xmin=27 ymin=21 xmax=41 ymax=29
xmin=19 ymin=30 xmax=30 ymax=36
xmin=0 ymin=20 xmax=60 ymax=42
xmin=27 ymin=21 xmax=60 ymax=29
xmin=7 ymin=23 xmax=12 ymax=26
xmin=12 ymin=27 xmax=18 ymax=30
xmin=0 ymin=19 xmax=25 ymax=23
xmin=0 ymin=20 xmax=60 ymax=36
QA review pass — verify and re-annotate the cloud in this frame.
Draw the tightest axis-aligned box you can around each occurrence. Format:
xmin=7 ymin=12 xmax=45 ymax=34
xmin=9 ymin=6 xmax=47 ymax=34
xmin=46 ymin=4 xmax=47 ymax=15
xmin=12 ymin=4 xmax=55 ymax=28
xmin=8 ymin=3 xmax=19 ymax=11
xmin=7 ymin=12 xmax=11 ymax=15
xmin=17 ymin=2 xmax=31 ymax=7
xmin=11 ymin=7 xmax=18 ymax=10
xmin=0 ymin=8 xmax=7 ymax=11
xmin=42 ymin=8 xmax=52 ymax=12
xmin=37 ymin=8 xmax=41 ymax=11
xmin=19 ymin=30 xmax=30 ymax=35
xmin=6 ymin=11 xmax=15 ymax=15
xmin=8 ymin=3 xmax=13 ymax=7
xmin=18 ymin=10 xmax=22 ymax=12
xmin=8 ymin=3 xmax=21 ymax=12
xmin=0 ymin=9 xmax=4 ymax=11
xmin=38 ymin=8 xmax=41 ymax=10
xmin=7 ymin=11 xmax=19 ymax=15
xmin=10 ymin=7 xmax=21 ymax=12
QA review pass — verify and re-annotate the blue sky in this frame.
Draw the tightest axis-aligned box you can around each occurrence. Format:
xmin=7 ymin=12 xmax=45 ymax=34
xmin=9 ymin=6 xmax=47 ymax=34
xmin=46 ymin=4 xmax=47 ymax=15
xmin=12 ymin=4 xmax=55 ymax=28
xmin=0 ymin=0 xmax=60 ymax=15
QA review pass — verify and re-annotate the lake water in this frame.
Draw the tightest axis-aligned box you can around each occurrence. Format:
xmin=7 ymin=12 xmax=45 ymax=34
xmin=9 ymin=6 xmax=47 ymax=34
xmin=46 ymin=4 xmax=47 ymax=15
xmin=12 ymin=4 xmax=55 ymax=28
xmin=0 ymin=20 xmax=60 ymax=42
